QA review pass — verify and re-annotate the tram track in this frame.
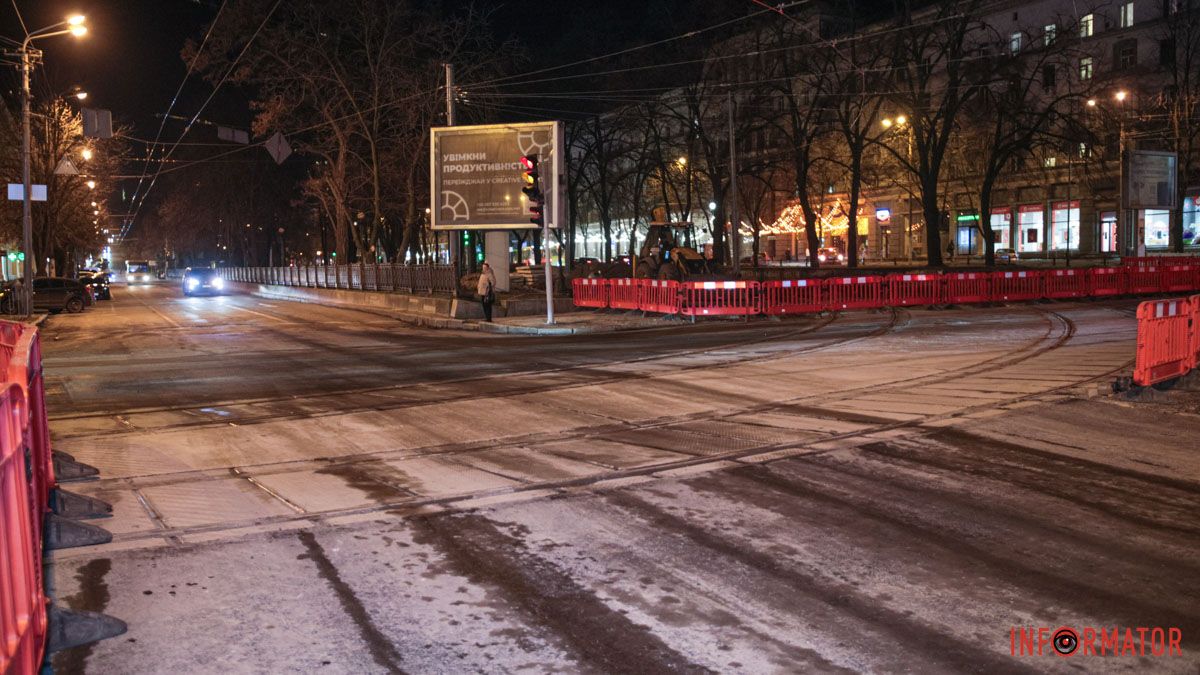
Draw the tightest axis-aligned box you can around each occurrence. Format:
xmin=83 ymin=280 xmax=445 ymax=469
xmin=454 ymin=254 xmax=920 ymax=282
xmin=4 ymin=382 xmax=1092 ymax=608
xmin=57 ymin=304 xmax=1136 ymax=552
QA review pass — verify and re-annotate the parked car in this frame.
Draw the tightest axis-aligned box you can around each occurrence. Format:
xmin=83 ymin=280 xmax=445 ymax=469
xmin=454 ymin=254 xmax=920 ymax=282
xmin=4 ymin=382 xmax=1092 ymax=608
xmin=1 ymin=277 xmax=87 ymax=314
xmin=183 ymin=267 xmax=225 ymax=296
xmin=78 ymin=271 xmax=112 ymax=300
xmin=995 ymin=248 xmax=1019 ymax=263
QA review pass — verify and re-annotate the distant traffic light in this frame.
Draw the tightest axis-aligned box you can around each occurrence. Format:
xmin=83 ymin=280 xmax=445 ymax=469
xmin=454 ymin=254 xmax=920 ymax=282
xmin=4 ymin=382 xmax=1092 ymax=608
xmin=5 ymin=251 xmax=23 ymax=262
xmin=520 ymin=154 xmax=544 ymax=227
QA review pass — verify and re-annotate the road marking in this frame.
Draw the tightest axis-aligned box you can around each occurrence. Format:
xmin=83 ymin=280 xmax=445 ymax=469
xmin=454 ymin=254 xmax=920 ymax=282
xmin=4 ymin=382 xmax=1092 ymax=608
xmin=224 ymin=302 xmax=291 ymax=323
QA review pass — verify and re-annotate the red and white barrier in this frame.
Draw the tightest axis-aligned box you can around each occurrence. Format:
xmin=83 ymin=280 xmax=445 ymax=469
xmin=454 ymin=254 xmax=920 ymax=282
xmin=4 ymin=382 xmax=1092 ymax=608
xmin=638 ymin=280 xmax=681 ymax=314
xmin=887 ymin=274 xmax=943 ymax=306
xmin=1127 ymin=266 xmax=1164 ymax=295
xmin=828 ymin=276 xmax=884 ymax=311
xmin=1134 ymin=297 xmax=1194 ymax=386
xmin=571 ymin=278 xmax=609 ymax=309
xmin=609 ymin=278 xmax=640 ymax=310
xmin=994 ymin=270 xmax=1044 ymax=302
xmin=1088 ymin=267 xmax=1127 ymax=297
xmin=681 ymin=281 xmax=759 ymax=316
xmin=1044 ymin=269 xmax=1087 ymax=299
xmin=761 ymin=279 xmax=824 ymax=314
xmin=944 ymin=272 xmax=991 ymax=305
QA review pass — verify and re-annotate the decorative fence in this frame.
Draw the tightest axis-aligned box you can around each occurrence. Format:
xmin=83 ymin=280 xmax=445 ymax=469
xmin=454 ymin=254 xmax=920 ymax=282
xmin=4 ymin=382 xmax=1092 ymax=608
xmin=221 ymin=263 xmax=459 ymax=295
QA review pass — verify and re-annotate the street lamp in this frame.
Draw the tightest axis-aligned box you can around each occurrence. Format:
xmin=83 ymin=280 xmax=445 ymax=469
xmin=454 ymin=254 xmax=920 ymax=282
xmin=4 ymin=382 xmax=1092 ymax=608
xmin=9 ymin=13 xmax=89 ymax=315
xmin=80 ymin=147 xmax=94 ymax=161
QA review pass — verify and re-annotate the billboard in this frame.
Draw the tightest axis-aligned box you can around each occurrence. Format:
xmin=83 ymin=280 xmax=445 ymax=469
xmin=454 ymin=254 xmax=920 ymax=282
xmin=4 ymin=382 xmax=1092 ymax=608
xmin=1123 ymin=150 xmax=1177 ymax=210
xmin=430 ymin=121 xmax=563 ymax=230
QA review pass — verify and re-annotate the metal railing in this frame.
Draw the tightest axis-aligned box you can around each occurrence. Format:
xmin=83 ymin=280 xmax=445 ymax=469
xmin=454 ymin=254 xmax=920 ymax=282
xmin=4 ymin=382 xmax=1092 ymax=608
xmin=220 ymin=263 xmax=459 ymax=295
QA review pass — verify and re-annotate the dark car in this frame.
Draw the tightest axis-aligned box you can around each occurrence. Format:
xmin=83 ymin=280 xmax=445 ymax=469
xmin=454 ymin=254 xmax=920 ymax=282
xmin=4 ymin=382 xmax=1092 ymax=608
xmin=1 ymin=277 xmax=88 ymax=314
xmin=183 ymin=267 xmax=224 ymax=296
xmin=79 ymin=271 xmax=112 ymax=300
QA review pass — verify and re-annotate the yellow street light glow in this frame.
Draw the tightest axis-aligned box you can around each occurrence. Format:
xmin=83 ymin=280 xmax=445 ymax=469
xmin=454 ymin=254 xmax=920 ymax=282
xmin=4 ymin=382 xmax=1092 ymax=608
xmin=86 ymin=180 xmax=96 ymax=189
xmin=74 ymin=91 xmax=88 ymax=100
xmin=67 ymin=15 xmax=86 ymax=25
xmin=70 ymin=25 xmax=87 ymax=37
xmin=676 ymin=156 xmax=687 ymax=166
xmin=895 ymin=115 xmax=907 ymax=125
xmin=1087 ymin=98 xmax=1097 ymax=107
xmin=1115 ymin=90 xmax=1128 ymax=101
xmin=80 ymin=148 xmax=93 ymax=160
xmin=881 ymin=118 xmax=893 ymax=128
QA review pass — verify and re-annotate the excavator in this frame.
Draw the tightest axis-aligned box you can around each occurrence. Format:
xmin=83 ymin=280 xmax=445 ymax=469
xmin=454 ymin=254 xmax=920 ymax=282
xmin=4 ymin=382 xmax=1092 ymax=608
xmin=632 ymin=207 xmax=713 ymax=281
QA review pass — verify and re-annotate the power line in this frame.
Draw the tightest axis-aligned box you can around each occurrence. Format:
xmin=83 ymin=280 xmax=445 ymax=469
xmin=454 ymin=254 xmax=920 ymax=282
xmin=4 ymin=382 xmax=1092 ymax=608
xmin=124 ymin=0 xmax=229 ymax=235
xmin=127 ymin=0 xmax=282 ymax=240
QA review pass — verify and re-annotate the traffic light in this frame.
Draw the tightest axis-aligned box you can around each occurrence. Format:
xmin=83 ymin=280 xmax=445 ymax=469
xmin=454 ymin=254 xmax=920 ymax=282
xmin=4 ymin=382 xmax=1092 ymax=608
xmin=5 ymin=251 xmax=23 ymax=263
xmin=520 ymin=154 xmax=544 ymax=227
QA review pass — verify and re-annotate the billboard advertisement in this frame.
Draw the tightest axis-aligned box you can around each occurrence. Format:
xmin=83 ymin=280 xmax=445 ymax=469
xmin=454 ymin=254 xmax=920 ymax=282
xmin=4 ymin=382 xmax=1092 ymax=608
xmin=430 ymin=121 xmax=563 ymax=230
xmin=1123 ymin=150 xmax=1177 ymax=210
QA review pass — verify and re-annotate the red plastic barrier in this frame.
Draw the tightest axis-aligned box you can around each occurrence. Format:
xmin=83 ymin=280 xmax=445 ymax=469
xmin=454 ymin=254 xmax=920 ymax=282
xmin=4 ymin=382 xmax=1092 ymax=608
xmin=945 ymin=272 xmax=992 ymax=304
xmin=760 ymin=279 xmax=825 ymax=314
xmin=1088 ymin=267 xmax=1127 ymax=297
xmin=1044 ymin=269 xmax=1088 ymax=299
xmin=638 ymin=280 xmax=681 ymax=314
xmin=993 ymin=270 xmax=1044 ymax=302
xmin=887 ymin=274 xmax=943 ymax=306
xmin=1134 ymin=297 xmax=1193 ymax=386
xmin=571 ymin=278 xmax=609 ymax=309
xmin=0 ymin=383 xmax=45 ymax=675
xmin=828 ymin=276 xmax=884 ymax=310
xmin=1163 ymin=265 xmax=1199 ymax=293
xmin=1124 ymin=255 xmax=1200 ymax=267
xmin=681 ymin=280 xmax=759 ymax=316
xmin=1127 ymin=265 xmax=1164 ymax=295
xmin=609 ymin=278 xmax=640 ymax=310
xmin=1192 ymin=295 xmax=1200 ymax=370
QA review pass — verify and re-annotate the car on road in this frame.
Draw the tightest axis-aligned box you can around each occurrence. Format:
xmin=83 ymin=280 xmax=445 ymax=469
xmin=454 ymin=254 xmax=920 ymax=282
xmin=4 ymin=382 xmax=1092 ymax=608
xmin=995 ymin=248 xmax=1019 ymax=263
xmin=1 ymin=277 xmax=88 ymax=314
xmin=78 ymin=271 xmax=112 ymax=300
xmin=816 ymin=247 xmax=845 ymax=264
xmin=183 ymin=267 xmax=225 ymax=296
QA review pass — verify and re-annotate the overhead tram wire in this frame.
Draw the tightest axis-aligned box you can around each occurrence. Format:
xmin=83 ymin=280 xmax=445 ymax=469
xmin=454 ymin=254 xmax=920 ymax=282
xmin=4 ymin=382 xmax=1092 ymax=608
xmin=124 ymin=0 xmax=229 ymax=236
xmin=469 ymin=2 xmax=812 ymax=90
xmin=126 ymin=0 xmax=282 ymax=240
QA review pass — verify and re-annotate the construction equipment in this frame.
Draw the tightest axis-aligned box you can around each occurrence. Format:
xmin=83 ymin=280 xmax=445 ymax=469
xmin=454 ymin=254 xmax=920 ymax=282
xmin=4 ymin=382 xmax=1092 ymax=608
xmin=633 ymin=207 xmax=712 ymax=281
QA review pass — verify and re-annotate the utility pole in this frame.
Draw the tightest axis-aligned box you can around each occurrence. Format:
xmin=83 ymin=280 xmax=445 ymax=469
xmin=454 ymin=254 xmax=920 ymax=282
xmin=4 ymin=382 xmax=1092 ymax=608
xmin=444 ymin=63 xmax=460 ymax=272
xmin=20 ymin=47 xmax=35 ymax=316
xmin=728 ymin=91 xmax=741 ymax=277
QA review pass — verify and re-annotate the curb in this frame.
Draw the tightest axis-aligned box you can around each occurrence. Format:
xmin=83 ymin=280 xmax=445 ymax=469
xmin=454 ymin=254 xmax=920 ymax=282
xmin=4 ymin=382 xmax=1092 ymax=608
xmin=248 ymin=287 xmax=664 ymax=336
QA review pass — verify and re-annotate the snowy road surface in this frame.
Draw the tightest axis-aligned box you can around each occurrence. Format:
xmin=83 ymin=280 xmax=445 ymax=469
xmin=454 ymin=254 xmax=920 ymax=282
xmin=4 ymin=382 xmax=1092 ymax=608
xmin=42 ymin=283 xmax=1200 ymax=673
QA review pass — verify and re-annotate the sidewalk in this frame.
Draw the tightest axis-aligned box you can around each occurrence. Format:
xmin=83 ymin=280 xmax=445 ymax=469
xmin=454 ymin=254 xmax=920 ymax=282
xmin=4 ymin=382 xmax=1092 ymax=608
xmin=378 ymin=307 xmax=685 ymax=336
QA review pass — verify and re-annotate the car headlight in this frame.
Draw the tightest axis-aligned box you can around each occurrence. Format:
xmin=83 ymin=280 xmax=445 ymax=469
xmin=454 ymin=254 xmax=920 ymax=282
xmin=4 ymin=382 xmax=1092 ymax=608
xmin=212 ymin=277 xmax=224 ymax=289
xmin=838 ymin=254 xmax=845 ymax=262
xmin=818 ymin=254 xmax=826 ymax=262
xmin=187 ymin=278 xmax=199 ymax=290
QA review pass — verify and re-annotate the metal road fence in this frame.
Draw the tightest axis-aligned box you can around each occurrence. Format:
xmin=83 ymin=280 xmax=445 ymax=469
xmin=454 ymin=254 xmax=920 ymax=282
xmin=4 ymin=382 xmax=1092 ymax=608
xmin=220 ymin=263 xmax=459 ymax=295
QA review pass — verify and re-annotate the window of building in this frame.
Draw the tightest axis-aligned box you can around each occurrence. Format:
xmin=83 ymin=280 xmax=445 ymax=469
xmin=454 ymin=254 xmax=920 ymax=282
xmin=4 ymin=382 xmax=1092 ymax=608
xmin=1144 ymin=209 xmax=1170 ymax=248
xmin=1183 ymin=196 xmax=1198 ymax=247
xmin=1115 ymin=39 xmax=1138 ymax=69
xmin=1079 ymin=142 xmax=1090 ymax=158
xmin=1010 ymin=32 xmax=1022 ymax=53
xmin=1079 ymin=56 xmax=1094 ymax=79
xmin=1100 ymin=212 xmax=1118 ymax=252
xmin=1051 ymin=201 xmax=1081 ymax=250
xmin=1019 ymin=204 xmax=1044 ymax=253
xmin=1043 ymin=65 xmax=1057 ymax=88
xmin=1081 ymin=13 xmax=1094 ymax=37
xmin=1044 ymin=23 xmax=1057 ymax=46
xmin=1120 ymin=2 xmax=1135 ymax=28
xmin=1044 ymin=156 xmax=1058 ymax=168
xmin=991 ymin=208 xmax=1012 ymax=248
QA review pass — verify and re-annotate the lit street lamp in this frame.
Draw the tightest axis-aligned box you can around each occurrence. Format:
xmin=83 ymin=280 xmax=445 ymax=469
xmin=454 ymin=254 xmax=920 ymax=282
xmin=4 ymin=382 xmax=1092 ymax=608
xmin=8 ymin=12 xmax=88 ymax=315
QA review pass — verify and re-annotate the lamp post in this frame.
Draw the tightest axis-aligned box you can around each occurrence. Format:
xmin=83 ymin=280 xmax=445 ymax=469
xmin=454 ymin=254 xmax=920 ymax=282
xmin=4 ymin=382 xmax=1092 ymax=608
xmin=12 ymin=14 xmax=88 ymax=315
